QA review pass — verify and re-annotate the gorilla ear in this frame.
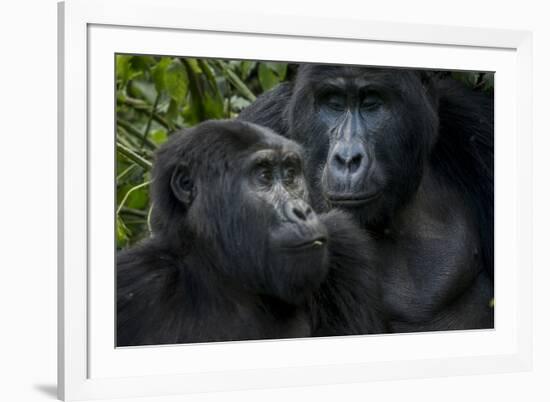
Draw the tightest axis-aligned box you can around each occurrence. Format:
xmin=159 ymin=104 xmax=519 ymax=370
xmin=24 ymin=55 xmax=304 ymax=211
xmin=170 ymin=163 xmax=195 ymax=207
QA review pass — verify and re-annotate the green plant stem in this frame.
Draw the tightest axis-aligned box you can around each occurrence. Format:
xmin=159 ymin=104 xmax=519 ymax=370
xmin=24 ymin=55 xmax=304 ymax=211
xmin=142 ymin=93 xmax=160 ymax=149
xmin=181 ymin=58 xmax=206 ymax=122
xmin=214 ymin=60 xmax=257 ymax=102
xmin=117 ymin=120 xmax=157 ymax=150
xmin=116 ymin=181 xmax=152 ymax=215
xmin=120 ymin=97 xmax=179 ymax=130
xmin=116 ymin=142 xmax=153 ymax=170
xmin=120 ymin=207 xmax=148 ymax=218
xmin=116 ymin=164 xmax=137 ymax=181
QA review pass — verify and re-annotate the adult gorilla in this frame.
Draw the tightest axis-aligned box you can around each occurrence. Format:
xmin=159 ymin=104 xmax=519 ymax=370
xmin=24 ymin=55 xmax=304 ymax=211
xmin=238 ymin=66 xmax=494 ymax=332
xmin=117 ymin=120 xmax=384 ymax=346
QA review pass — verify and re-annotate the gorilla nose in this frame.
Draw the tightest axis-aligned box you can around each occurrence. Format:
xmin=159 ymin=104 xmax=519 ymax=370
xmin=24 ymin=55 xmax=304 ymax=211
xmin=284 ymin=199 xmax=315 ymax=224
xmin=330 ymin=143 xmax=366 ymax=176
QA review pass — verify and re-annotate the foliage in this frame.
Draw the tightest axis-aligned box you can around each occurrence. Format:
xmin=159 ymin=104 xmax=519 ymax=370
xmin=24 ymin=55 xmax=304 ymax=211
xmin=116 ymin=55 xmax=292 ymax=248
xmin=116 ymin=55 xmax=493 ymax=248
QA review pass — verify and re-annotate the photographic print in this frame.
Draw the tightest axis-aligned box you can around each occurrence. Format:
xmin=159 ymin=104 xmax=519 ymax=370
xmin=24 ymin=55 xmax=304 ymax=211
xmin=115 ymin=56 xmax=494 ymax=347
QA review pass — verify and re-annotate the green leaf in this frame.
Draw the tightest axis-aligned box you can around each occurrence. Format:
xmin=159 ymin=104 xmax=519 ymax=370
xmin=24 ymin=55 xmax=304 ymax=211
xmin=116 ymin=55 xmax=143 ymax=87
xmin=181 ymin=59 xmax=225 ymax=122
xmin=116 ymin=55 xmax=131 ymax=83
xmin=230 ymin=95 xmax=251 ymax=112
xmin=165 ymin=59 xmax=189 ymax=104
xmin=116 ymin=216 xmax=131 ymax=248
xmin=181 ymin=59 xmax=205 ymax=124
xmin=150 ymin=129 xmax=168 ymax=145
xmin=130 ymin=55 xmax=157 ymax=71
xmin=151 ymin=57 xmax=172 ymax=93
xmin=151 ymin=57 xmax=189 ymax=105
xmin=258 ymin=63 xmax=287 ymax=92
xmin=129 ymin=80 xmax=158 ymax=104
xmin=240 ymin=61 xmax=256 ymax=80
xmin=126 ymin=186 xmax=149 ymax=210
xmin=266 ymin=62 xmax=287 ymax=80
xmin=165 ymin=98 xmax=180 ymax=122
xmin=203 ymin=92 xmax=225 ymax=119
xmin=185 ymin=58 xmax=203 ymax=74
xmin=215 ymin=60 xmax=256 ymax=102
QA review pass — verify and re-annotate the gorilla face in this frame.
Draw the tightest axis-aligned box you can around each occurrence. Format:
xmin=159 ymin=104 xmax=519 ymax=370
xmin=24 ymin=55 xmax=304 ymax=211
xmin=242 ymin=147 xmax=327 ymax=250
xmin=237 ymin=144 xmax=329 ymax=302
xmin=287 ymin=66 xmax=439 ymax=227
xmin=164 ymin=121 xmax=329 ymax=304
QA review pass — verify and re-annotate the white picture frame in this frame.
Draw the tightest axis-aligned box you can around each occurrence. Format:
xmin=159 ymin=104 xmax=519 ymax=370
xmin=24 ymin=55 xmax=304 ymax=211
xmin=58 ymin=0 xmax=533 ymax=400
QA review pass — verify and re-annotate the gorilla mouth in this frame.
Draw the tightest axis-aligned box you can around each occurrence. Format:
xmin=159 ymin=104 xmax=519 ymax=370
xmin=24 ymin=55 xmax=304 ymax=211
xmin=279 ymin=237 xmax=327 ymax=251
xmin=326 ymin=191 xmax=381 ymax=207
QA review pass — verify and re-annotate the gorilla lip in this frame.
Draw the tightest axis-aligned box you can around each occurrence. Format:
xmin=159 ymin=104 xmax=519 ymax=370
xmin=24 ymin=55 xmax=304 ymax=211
xmin=326 ymin=191 xmax=381 ymax=206
xmin=279 ymin=237 xmax=327 ymax=251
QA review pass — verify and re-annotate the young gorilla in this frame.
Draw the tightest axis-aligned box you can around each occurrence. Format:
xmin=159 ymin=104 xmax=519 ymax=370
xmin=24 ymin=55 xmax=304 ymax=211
xmin=117 ymin=120 xmax=384 ymax=346
xmin=238 ymin=66 xmax=494 ymax=332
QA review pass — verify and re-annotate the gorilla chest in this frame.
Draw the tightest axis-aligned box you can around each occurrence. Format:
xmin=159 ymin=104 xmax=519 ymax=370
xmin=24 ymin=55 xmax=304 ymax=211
xmin=378 ymin=200 xmax=482 ymax=323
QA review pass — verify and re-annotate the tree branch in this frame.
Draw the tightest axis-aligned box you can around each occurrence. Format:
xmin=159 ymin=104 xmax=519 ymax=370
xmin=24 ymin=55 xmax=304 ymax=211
xmin=117 ymin=120 xmax=157 ymax=150
xmin=141 ymin=93 xmax=161 ymax=149
xmin=116 ymin=142 xmax=153 ymax=170
xmin=116 ymin=181 xmax=152 ymax=215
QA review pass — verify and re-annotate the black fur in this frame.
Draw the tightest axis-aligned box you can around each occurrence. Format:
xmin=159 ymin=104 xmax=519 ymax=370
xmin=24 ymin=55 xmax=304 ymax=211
xmin=117 ymin=120 xmax=384 ymax=346
xmin=239 ymin=66 xmax=494 ymax=332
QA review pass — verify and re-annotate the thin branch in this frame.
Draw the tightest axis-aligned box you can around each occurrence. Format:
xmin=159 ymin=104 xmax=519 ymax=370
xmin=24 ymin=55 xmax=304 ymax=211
xmin=121 ymin=219 xmax=148 ymax=225
xmin=119 ymin=207 xmax=148 ymax=218
xmin=117 ymin=120 xmax=157 ymax=150
xmin=213 ymin=60 xmax=256 ymax=102
xmin=141 ymin=93 xmax=161 ymax=149
xmin=116 ymin=164 xmax=137 ymax=181
xmin=116 ymin=130 xmax=138 ymax=150
xmin=181 ymin=58 xmax=206 ymax=122
xmin=116 ymin=142 xmax=153 ymax=170
xmin=116 ymin=181 xmax=152 ymax=215
xmin=119 ymin=96 xmax=180 ymax=130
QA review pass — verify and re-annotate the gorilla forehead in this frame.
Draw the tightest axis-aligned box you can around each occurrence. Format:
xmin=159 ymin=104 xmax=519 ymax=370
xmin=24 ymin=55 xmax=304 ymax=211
xmin=188 ymin=120 xmax=302 ymax=159
xmin=297 ymin=64 xmax=418 ymax=92
xmin=161 ymin=120 xmax=303 ymax=178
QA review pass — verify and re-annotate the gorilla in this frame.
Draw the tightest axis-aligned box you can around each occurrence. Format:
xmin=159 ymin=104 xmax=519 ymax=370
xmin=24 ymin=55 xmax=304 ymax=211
xmin=117 ymin=120 xmax=384 ymax=346
xmin=238 ymin=65 xmax=494 ymax=332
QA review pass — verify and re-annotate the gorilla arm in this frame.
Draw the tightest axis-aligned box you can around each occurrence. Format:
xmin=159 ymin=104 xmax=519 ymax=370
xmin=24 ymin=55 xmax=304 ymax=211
xmin=312 ymin=210 xmax=388 ymax=336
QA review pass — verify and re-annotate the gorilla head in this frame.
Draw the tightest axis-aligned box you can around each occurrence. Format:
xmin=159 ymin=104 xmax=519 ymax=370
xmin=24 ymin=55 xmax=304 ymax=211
xmin=151 ymin=120 xmax=329 ymax=304
xmin=286 ymin=65 xmax=439 ymax=227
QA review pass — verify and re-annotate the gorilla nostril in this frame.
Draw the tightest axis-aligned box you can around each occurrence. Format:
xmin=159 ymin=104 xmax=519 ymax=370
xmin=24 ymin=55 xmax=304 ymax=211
xmin=292 ymin=207 xmax=307 ymax=221
xmin=332 ymin=151 xmax=363 ymax=174
xmin=349 ymin=153 xmax=363 ymax=173
xmin=333 ymin=153 xmax=346 ymax=168
xmin=285 ymin=200 xmax=315 ymax=223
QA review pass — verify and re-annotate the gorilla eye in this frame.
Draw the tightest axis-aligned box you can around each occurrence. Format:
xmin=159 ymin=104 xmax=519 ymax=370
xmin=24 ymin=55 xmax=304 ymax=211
xmin=361 ymin=92 xmax=383 ymax=110
xmin=283 ymin=167 xmax=297 ymax=185
xmin=257 ymin=168 xmax=274 ymax=186
xmin=322 ymin=93 xmax=347 ymax=111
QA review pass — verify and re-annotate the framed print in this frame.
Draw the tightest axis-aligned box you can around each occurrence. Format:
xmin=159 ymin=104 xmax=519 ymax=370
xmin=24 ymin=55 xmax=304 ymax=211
xmin=58 ymin=0 xmax=533 ymax=400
